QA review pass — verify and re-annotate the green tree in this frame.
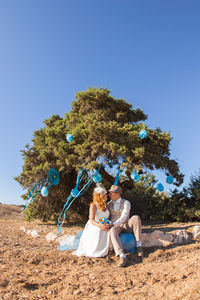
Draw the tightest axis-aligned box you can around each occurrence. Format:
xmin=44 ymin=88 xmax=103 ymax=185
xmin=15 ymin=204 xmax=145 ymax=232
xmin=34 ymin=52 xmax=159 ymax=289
xmin=124 ymin=172 xmax=157 ymax=220
xmin=146 ymin=170 xmax=200 ymax=222
xmin=15 ymin=88 xmax=184 ymax=222
xmin=187 ymin=170 xmax=200 ymax=202
xmin=182 ymin=170 xmax=200 ymax=220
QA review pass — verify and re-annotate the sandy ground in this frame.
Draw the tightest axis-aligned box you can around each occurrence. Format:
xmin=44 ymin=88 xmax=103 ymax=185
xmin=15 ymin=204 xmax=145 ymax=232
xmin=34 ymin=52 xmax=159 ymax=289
xmin=0 ymin=205 xmax=200 ymax=300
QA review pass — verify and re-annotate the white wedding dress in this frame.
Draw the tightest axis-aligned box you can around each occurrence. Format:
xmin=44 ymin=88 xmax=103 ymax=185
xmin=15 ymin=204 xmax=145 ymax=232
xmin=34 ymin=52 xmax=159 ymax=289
xmin=73 ymin=205 xmax=110 ymax=257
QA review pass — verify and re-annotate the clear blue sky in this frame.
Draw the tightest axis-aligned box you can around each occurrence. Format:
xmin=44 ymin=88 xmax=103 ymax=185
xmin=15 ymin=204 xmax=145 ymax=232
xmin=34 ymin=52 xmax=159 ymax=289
xmin=0 ymin=0 xmax=200 ymax=205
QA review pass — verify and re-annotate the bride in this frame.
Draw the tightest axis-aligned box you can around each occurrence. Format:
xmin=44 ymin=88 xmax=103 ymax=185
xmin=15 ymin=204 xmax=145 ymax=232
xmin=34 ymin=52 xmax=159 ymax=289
xmin=74 ymin=185 xmax=111 ymax=257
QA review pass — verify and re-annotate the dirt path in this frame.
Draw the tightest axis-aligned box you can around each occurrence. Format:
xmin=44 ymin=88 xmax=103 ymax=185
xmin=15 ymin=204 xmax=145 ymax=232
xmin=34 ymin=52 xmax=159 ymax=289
xmin=0 ymin=219 xmax=200 ymax=300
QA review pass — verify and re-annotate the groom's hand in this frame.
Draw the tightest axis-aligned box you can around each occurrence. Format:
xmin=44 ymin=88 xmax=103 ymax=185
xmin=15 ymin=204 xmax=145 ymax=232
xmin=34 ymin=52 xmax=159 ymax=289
xmin=99 ymin=224 xmax=110 ymax=231
xmin=108 ymin=223 xmax=114 ymax=229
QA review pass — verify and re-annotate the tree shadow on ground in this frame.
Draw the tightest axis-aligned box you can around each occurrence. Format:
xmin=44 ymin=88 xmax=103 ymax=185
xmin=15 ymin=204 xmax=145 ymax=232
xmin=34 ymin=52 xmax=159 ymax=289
xmin=140 ymin=239 xmax=199 ymax=260
xmin=118 ymin=239 xmax=200 ymax=268
xmin=23 ymin=282 xmax=39 ymax=290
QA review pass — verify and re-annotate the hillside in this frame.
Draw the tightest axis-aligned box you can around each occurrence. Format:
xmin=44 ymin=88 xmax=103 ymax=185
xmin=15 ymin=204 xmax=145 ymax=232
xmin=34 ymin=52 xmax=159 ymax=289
xmin=0 ymin=203 xmax=24 ymax=220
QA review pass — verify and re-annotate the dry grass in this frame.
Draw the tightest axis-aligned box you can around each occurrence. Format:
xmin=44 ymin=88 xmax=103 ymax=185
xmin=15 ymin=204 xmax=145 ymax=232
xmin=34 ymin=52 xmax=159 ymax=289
xmin=0 ymin=204 xmax=24 ymax=220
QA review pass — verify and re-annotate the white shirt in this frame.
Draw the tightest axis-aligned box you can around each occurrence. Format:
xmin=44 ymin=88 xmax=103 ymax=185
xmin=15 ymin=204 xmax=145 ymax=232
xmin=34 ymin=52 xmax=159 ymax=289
xmin=112 ymin=197 xmax=131 ymax=227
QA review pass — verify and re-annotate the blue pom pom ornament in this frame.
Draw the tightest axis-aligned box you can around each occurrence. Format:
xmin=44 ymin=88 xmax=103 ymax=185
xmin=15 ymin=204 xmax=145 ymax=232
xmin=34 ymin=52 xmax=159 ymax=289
xmin=66 ymin=134 xmax=73 ymax=143
xmin=133 ymin=174 xmax=141 ymax=182
xmin=131 ymin=170 xmax=141 ymax=182
xmin=157 ymin=183 xmax=164 ymax=192
xmin=166 ymin=176 xmax=174 ymax=184
xmin=139 ymin=129 xmax=148 ymax=139
xmin=41 ymin=187 xmax=49 ymax=197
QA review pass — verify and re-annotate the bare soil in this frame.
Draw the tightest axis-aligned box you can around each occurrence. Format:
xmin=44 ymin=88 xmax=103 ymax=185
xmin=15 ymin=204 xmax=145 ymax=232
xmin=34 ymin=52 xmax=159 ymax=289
xmin=0 ymin=205 xmax=200 ymax=300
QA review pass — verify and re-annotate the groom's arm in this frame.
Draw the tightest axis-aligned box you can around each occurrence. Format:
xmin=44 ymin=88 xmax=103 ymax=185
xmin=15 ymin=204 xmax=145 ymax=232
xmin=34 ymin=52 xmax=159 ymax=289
xmin=112 ymin=200 xmax=131 ymax=227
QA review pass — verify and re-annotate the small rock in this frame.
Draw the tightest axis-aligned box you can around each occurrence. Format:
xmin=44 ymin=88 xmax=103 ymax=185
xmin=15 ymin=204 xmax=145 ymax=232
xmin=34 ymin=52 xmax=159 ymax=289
xmin=31 ymin=230 xmax=40 ymax=238
xmin=73 ymin=290 xmax=81 ymax=295
xmin=193 ymin=226 xmax=200 ymax=240
xmin=13 ymin=243 xmax=20 ymax=246
xmin=89 ymin=274 xmax=96 ymax=280
xmin=20 ymin=226 xmax=26 ymax=232
xmin=45 ymin=232 xmax=57 ymax=242
xmin=174 ymin=230 xmax=189 ymax=244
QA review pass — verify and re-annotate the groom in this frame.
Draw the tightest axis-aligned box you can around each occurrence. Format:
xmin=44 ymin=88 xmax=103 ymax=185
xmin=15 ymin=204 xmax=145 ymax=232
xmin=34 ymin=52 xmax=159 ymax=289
xmin=107 ymin=185 xmax=143 ymax=267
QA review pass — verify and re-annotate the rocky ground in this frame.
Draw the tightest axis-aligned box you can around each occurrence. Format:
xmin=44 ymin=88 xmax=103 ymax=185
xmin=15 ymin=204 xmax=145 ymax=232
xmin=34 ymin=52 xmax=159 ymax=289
xmin=0 ymin=204 xmax=200 ymax=300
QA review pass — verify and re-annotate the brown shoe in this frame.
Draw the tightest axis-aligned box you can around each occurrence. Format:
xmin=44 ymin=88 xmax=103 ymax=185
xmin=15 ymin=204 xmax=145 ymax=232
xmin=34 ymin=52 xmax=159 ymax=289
xmin=136 ymin=246 xmax=144 ymax=257
xmin=117 ymin=256 xmax=128 ymax=267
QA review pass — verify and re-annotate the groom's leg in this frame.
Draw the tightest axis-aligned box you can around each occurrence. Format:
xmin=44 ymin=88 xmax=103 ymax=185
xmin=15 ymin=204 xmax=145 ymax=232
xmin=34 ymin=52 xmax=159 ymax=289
xmin=127 ymin=215 xmax=143 ymax=257
xmin=110 ymin=226 xmax=123 ymax=256
xmin=127 ymin=215 xmax=142 ymax=241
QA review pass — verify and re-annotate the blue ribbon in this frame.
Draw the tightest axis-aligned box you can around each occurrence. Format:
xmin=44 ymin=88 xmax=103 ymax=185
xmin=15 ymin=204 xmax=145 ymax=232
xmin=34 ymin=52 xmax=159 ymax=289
xmin=23 ymin=168 xmax=59 ymax=210
xmin=113 ymin=167 xmax=123 ymax=186
xmin=57 ymin=166 xmax=101 ymax=236
xmin=22 ymin=190 xmax=42 ymax=210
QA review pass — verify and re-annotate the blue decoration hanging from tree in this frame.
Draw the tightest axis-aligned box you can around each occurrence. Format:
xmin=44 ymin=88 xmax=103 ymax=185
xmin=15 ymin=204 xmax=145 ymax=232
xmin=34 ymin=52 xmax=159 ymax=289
xmin=48 ymin=168 xmax=60 ymax=186
xmin=139 ymin=129 xmax=148 ymax=139
xmin=23 ymin=168 xmax=60 ymax=210
xmin=131 ymin=170 xmax=141 ymax=182
xmin=41 ymin=187 xmax=48 ymax=197
xmin=93 ymin=172 xmax=102 ymax=183
xmin=133 ymin=174 xmax=141 ymax=182
xmin=156 ymin=183 xmax=164 ymax=192
xmin=57 ymin=166 xmax=102 ymax=236
xmin=166 ymin=175 xmax=174 ymax=184
xmin=66 ymin=134 xmax=73 ymax=143
xmin=113 ymin=167 xmax=123 ymax=186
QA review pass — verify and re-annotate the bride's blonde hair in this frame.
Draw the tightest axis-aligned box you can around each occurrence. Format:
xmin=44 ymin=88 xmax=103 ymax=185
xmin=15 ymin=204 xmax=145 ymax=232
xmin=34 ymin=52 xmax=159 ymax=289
xmin=90 ymin=186 xmax=107 ymax=211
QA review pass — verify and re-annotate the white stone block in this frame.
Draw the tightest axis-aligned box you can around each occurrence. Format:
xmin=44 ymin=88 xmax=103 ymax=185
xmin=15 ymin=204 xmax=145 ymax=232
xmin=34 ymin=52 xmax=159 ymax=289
xmin=141 ymin=230 xmax=173 ymax=247
xmin=174 ymin=230 xmax=189 ymax=244
xmin=20 ymin=226 xmax=26 ymax=232
xmin=45 ymin=232 xmax=57 ymax=242
xmin=193 ymin=226 xmax=200 ymax=240
xmin=31 ymin=230 xmax=40 ymax=237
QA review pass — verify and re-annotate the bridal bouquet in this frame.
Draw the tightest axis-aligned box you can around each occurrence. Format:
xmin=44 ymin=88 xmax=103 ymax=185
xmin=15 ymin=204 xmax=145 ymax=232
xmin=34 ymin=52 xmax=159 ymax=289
xmin=99 ymin=217 xmax=111 ymax=225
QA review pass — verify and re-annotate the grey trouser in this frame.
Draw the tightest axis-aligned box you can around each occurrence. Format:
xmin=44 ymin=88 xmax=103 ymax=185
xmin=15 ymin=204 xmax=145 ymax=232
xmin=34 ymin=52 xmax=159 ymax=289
xmin=110 ymin=215 xmax=142 ymax=256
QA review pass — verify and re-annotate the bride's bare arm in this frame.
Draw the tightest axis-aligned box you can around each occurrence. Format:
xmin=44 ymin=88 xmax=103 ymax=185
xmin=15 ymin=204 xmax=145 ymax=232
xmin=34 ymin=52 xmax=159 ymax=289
xmin=89 ymin=204 xmax=110 ymax=231
xmin=89 ymin=204 xmax=98 ymax=226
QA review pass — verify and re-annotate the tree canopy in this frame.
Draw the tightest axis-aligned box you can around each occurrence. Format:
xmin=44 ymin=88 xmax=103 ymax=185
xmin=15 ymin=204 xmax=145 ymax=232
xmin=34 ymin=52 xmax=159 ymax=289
xmin=15 ymin=87 xmax=184 ymax=222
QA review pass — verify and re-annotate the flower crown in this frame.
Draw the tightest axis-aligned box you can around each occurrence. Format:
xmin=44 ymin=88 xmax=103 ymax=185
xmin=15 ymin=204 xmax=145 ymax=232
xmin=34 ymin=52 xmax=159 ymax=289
xmin=93 ymin=186 xmax=107 ymax=195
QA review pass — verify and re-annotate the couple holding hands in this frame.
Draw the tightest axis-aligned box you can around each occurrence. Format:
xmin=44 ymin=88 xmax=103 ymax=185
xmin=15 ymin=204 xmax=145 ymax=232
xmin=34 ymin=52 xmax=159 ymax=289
xmin=74 ymin=184 xmax=143 ymax=267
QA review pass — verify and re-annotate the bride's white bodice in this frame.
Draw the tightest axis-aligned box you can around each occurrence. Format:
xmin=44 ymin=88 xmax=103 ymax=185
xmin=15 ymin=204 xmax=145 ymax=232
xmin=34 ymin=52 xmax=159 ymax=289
xmin=94 ymin=206 xmax=110 ymax=222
